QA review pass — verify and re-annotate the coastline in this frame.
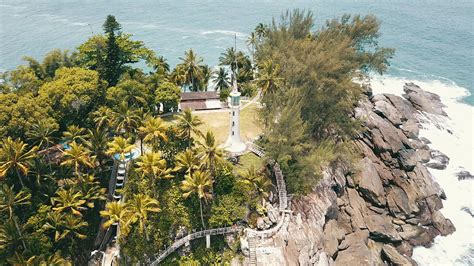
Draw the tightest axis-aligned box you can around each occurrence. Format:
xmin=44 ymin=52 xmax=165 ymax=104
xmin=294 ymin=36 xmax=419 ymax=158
xmin=243 ymin=79 xmax=472 ymax=265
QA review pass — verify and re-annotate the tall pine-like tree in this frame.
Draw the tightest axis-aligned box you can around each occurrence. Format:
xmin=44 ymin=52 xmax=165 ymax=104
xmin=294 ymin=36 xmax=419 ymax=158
xmin=103 ymin=15 xmax=122 ymax=86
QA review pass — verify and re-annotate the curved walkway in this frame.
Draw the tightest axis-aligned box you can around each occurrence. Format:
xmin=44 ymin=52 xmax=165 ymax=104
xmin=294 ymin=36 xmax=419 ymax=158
xmin=149 ymin=226 xmax=243 ymax=265
xmin=148 ymin=143 xmax=291 ymax=265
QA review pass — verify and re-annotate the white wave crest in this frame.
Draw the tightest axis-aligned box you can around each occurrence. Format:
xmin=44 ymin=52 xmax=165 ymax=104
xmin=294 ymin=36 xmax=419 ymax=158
xmin=201 ymin=30 xmax=248 ymax=39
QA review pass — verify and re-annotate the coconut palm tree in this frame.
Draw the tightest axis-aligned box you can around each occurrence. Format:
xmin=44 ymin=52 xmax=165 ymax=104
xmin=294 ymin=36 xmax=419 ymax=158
xmin=0 ymin=184 xmax=31 ymax=250
xmin=127 ymin=194 xmax=160 ymax=240
xmin=51 ymin=188 xmax=87 ymax=216
xmin=180 ymin=170 xmax=213 ymax=229
xmin=247 ymin=32 xmax=258 ymax=62
xmin=106 ymin=136 xmax=134 ymax=161
xmin=212 ymin=67 xmax=230 ymax=91
xmin=100 ymin=201 xmax=131 ymax=238
xmin=84 ymin=128 xmax=110 ymax=168
xmin=170 ymin=65 xmax=187 ymax=87
xmin=153 ymin=55 xmax=170 ymax=74
xmin=198 ymin=131 xmax=224 ymax=175
xmin=92 ymin=106 xmax=114 ymax=129
xmin=0 ymin=220 xmax=19 ymax=252
xmin=26 ymin=120 xmax=57 ymax=149
xmin=178 ymin=49 xmax=204 ymax=91
xmin=255 ymin=23 xmax=268 ymax=41
xmin=241 ymin=166 xmax=272 ymax=205
xmin=70 ymin=175 xmax=106 ymax=209
xmin=61 ymin=142 xmax=95 ymax=177
xmin=176 ymin=109 xmax=203 ymax=148
xmin=138 ymin=117 xmax=168 ymax=152
xmin=219 ymin=47 xmax=238 ymax=83
xmin=256 ymin=60 xmax=283 ymax=96
xmin=174 ymin=149 xmax=201 ymax=176
xmin=62 ymin=125 xmax=86 ymax=143
xmin=200 ymin=64 xmax=211 ymax=91
xmin=0 ymin=137 xmax=38 ymax=188
xmin=135 ymin=152 xmax=172 ymax=192
xmin=110 ymin=102 xmax=141 ymax=136
xmin=43 ymin=212 xmax=88 ymax=242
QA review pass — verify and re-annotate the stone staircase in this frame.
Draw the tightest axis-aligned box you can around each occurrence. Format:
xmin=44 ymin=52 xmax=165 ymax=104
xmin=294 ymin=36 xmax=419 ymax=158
xmin=248 ymin=236 xmax=257 ymax=266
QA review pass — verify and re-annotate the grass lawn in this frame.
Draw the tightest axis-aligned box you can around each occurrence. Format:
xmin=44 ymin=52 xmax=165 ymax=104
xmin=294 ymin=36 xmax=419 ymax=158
xmin=160 ymin=103 xmax=262 ymax=145
xmin=234 ymin=152 xmax=264 ymax=175
xmin=194 ymin=103 xmax=262 ymax=144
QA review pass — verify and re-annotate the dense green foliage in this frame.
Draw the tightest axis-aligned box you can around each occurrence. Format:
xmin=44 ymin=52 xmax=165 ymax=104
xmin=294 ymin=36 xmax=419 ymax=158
xmin=255 ymin=10 xmax=394 ymax=193
xmin=0 ymin=9 xmax=393 ymax=263
xmin=0 ymin=14 xmax=271 ymax=264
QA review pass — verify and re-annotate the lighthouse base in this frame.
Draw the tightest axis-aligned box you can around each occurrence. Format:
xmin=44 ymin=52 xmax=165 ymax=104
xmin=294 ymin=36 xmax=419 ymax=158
xmin=223 ymin=138 xmax=247 ymax=155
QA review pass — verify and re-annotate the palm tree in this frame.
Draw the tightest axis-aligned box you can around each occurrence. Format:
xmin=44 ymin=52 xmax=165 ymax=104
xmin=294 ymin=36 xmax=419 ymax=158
xmin=61 ymin=142 xmax=95 ymax=176
xmin=178 ymin=49 xmax=204 ymax=91
xmin=92 ymin=106 xmax=113 ymax=129
xmin=0 ymin=185 xmax=31 ymax=250
xmin=247 ymin=32 xmax=258 ymax=62
xmin=138 ymin=117 xmax=168 ymax=152
xmin=212 ymin=67 xmax=230 ymax=91
xmin=63 ymin=125 xmax=86 ymax=143
xmin=200 ymin=64 xmax=211 ymax=91
xmin=100 ymin=201 xmax=131 ymax=238
xmin=106 ymin=136 xmax=134 ymax=161
xmin=256 ymin=60 xmax=283 ymax=95
xmin=170 ymin=65 xmax=187 ymax=87
xmin=51 ymin=188 xmax=87 ymax=216
xmin=176 ymin=109 xmax=203 ymax=148
xmin=84 ymin=128 xmax=110 ymax=168
xmin=153 ymin=55 xmax=170 ymax=74
xmin=174 ymin=149 xmax=201 ymax=175
xmin=26 ymin=120 xmax=57 ymax=149
xmin=127 ymin=194 xmax=160 ymax=240
xmin=71 ymin=175 xmax=106 ymax=209
xmin=0 ymin=137 xmax=38 ymax=188
xmin=241 ymin=166 xmax=272 ymax=205
xmin=0 ymin=220 xmax=20 ymax=252
xmin=181 ymin=170 xmax=213 ymax=229
xmin=135 ymin=152 xmax=172 ymax=192
xmin=43 ymin=212 xmax=88 ymax=242
xmin=255 ymin=23 xmax=268 ymax=41
xmin=110 ymin=102 xmax=141 ymax=136
xmin=219 ymin=47 xmax=238 ymax=84
xmin=198 ymin=131 xmax=224 ymax=175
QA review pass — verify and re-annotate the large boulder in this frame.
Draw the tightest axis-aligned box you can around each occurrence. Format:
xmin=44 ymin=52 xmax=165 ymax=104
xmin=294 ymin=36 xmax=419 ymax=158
xmin=347 ymin=188 xmax=368 ymax=229
xmin=354 ymin=158 xmax=387 ymax=207
xmin=382 ymin=244 xmax=417 ymax=265
xmin=426 ymin=150 xmax=450 ymax=170
xmin=457 ymin=170 xmax=474 ymax=180
xmin=334 ymin=231 xmax=382 ymax=266
xmin=364 ymin=214 xmax=401 ymax=242
xmin=372 ymin=95 xmax=402 ymax=126
xmin=385 ymin=93 xmax=416 ymax=122
xmin=323 ymin=220 xmax=346 ymax=257
xmin=398 ymin=149 xmax=419 ymax=171
xmin=431 ymin=211 xmax=456 ymax=236
xmin=402 ymin=83 xmax=447 ymax=116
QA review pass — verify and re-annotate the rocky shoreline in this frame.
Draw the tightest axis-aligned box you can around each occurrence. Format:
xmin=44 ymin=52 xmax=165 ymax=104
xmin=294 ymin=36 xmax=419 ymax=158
xmin=248 ymin=83 xmax=456 ymax=265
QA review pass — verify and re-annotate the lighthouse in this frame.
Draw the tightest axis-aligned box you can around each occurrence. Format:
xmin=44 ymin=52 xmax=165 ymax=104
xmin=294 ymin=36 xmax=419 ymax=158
xmin=224 ymin=76 xmax=247 ymax=154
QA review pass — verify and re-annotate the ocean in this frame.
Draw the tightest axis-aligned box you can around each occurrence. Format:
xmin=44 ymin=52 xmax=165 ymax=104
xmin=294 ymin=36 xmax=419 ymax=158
xmin=0 ymin=0 xmax=473 ymax=264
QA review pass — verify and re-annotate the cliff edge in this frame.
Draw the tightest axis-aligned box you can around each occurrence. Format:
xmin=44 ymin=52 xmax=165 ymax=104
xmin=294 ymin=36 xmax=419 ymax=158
xmin=244 ymin=83 xmax=455 ymax=265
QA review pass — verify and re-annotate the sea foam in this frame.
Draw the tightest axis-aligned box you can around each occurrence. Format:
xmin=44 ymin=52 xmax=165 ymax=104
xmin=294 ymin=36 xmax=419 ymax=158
xmin=371 ymin=75 xmax=474 ymax=265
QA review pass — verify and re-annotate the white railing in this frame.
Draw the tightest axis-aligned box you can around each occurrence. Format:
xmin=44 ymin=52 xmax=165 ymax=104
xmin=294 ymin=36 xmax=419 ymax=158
xmin=149 ymin=226 xmax=243 ymax=265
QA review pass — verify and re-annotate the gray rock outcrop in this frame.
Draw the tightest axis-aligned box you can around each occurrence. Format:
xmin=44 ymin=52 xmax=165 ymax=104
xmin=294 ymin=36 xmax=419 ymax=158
xmin=245 ymin=83 xmax=455 ymax=265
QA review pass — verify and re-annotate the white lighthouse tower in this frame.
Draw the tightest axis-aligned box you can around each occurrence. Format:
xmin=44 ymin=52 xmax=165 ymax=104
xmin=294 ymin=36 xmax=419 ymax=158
xmin=224 ymin=75 xmax=247 ymax=154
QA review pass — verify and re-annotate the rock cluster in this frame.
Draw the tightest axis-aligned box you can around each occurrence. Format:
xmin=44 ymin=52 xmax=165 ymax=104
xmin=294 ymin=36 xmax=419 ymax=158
xmin=247 ymin=83 xmax=455 ymax=265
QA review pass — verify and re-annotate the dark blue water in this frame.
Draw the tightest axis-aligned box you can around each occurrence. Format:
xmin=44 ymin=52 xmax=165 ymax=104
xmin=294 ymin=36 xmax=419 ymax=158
xmin=1 ymin=0 xmax=473 ymax=105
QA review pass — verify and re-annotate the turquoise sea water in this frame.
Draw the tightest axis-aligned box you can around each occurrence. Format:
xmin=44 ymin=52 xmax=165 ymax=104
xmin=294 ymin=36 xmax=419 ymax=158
xmin=0 ymin=1 xmax=473 ymax=264
xmin=0 ymin=0 xmax=473 ymax=104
